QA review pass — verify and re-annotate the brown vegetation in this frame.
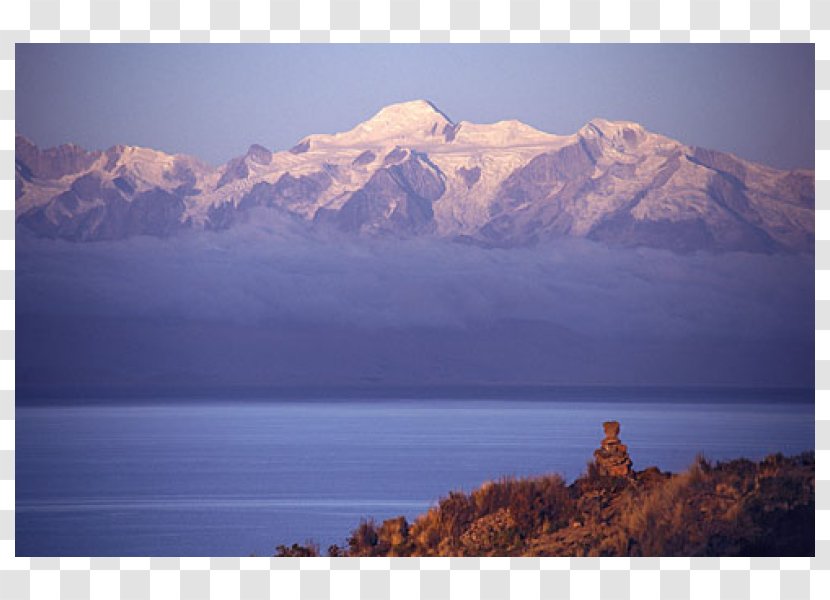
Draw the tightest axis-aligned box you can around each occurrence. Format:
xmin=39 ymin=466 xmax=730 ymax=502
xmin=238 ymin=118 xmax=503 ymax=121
xmin=277 ymin=451 xmax=814 ymax=557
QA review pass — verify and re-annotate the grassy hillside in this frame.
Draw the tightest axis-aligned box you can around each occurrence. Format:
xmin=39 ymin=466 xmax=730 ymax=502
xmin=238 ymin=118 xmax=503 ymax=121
xmin=276 ymin=452 xmax=814 ymax=557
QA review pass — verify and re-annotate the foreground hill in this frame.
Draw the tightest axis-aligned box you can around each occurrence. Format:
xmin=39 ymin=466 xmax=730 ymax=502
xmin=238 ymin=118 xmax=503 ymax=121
xmin=16 ymin=100 xmax=813 ymax=253
xmin=276 ymin=451 xmax=814 ymax=557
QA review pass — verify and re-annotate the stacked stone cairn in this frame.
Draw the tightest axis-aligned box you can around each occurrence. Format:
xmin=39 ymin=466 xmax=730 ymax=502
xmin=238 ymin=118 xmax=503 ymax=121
xmin=593 ymin=421 xmax=633 ymax=477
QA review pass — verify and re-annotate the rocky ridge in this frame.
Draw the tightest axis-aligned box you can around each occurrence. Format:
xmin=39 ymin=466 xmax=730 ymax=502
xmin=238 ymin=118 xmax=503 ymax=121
xmin=16 ymin=100 xmax=815 ymax=253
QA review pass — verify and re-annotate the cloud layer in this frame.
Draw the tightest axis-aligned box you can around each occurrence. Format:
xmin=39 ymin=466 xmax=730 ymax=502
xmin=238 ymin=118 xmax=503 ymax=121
xmin=16 ymin=215 xmax=814 ymax=394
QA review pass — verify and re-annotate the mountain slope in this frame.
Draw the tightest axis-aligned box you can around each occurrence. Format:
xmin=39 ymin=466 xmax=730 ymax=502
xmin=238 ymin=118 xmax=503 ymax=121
xmin=15 ymin=100 xmax=814 ymax=253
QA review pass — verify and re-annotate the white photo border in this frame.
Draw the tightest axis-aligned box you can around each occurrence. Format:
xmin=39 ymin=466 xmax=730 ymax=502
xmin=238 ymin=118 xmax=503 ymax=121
xmin=0 ymin=1 xmax=827 ymax=598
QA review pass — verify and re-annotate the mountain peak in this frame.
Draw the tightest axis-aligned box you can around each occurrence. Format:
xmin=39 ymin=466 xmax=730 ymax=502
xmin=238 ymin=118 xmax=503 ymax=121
xmin=369 ymin=99 xmax=453 ymax=126
xmin=16 ymin=133 xmax=36 ymax=149
xmin=310 ymin=100 xmax=453 ymax=148
xmin=581 ymin=118 xmax=646 ymax=139
xmin=246 ymin=144 xmax=273 ymax=165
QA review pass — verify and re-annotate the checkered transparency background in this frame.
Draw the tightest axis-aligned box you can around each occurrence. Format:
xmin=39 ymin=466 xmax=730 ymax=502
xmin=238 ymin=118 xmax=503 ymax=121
xmin=0 ymin=0 xmax=828 ymax=598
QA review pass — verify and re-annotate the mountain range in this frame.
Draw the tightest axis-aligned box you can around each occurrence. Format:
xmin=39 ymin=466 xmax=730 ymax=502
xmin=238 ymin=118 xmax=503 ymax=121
xmin=15 ymin=100 xmax=814 ymax=254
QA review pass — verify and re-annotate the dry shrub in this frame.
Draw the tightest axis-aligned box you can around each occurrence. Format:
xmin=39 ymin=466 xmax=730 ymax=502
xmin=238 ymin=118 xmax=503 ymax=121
xmin=618 ymin=459 xmax=752 ymax=556
xmin=406 ymin=474 xmax=574 ymax=556
xmin=619 ymin=469 xmax=705 ymax=555
xmin=347 ymin=474 xmax=575 ymax=556
xmin=347 ymin=519 xmax=379 ymax=556
xmin=283 ymin=451 xmax=814 ymax=557
xmin=275 ymin=541 xmax=319 ymax=557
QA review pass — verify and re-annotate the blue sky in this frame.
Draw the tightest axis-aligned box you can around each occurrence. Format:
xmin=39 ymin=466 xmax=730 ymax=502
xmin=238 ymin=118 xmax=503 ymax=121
xmin=16 ymin=43 xmax=814 ymax=169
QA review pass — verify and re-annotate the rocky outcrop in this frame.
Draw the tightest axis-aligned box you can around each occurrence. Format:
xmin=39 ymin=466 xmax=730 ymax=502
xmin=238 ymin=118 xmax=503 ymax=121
xmin=216 ymin=156 xmax=250 ymax=189
xmin=238 ymin=171 xmax=332 ymax=212
xmin=457 ymin=166 xmax=481 ymax=188
xmin=18 ymin=182 xmax=186 ymax=241
xmin=16 ymin=135 xmax=101 ymax=180
xmin=479 ymin=142 xmax=598 ymax=245
xmin=352 ymin=150 xmax=376 ymax=167
xmin=289 ymin=139 xmax=311 ymax=154
xmin=316 ymin=152 xmax=445 ymax=236
xmin=246 ymin=144 xmax=273 ymax=166
xmin=459 ymin=508 xmax=517 ymax=554
xmin=592 ymin=421 xmax=633 ymax=478
xmin=216 ymin=145 xmax=272 ymax=189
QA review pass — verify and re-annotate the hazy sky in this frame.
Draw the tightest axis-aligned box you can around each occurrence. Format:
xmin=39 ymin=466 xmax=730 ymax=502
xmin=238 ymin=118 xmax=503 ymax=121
xmin=16 ymin=44 xmax=814 ymax=169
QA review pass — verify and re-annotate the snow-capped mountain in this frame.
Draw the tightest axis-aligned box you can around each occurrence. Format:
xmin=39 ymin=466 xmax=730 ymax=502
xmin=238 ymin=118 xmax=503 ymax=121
xmin=15 ymin=100 xmax=814 ymax=253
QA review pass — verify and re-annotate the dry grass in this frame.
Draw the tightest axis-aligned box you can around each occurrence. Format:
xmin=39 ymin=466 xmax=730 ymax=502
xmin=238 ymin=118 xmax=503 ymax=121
xmin=277 ymin=452 xmax=814 ymax=557
xmin=341 ymin=474 xmax=575 ymax=557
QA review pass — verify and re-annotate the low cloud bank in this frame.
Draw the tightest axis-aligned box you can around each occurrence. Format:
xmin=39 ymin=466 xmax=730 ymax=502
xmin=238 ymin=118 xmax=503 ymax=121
xmin=16 ymin=216 xmax=814 ymax=393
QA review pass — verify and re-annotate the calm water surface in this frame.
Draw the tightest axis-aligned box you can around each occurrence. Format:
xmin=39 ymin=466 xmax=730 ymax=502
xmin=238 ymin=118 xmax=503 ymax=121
xmin=16 ymin=390 xmax=814 ymax=556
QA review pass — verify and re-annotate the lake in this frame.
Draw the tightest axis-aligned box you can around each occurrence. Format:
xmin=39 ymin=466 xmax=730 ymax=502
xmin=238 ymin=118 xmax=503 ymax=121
xmin=15 ymin=389 xmax=814 ymax=556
